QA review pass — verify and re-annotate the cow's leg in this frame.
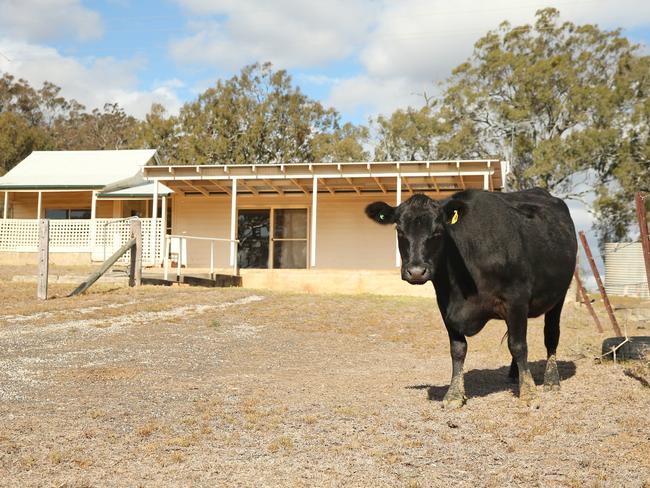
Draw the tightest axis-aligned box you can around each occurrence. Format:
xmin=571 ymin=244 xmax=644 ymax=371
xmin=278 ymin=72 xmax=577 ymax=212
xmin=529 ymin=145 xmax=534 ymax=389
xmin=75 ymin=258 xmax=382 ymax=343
xmin=543 ymin=298 xmax=564 ymax=391
xmin=506 ymin=305 xmax=539 ymax=408
xmin=442 ymin=329 xmax=467 ymax=409
xmin=508 ymin=357 xmax=518 ymax=383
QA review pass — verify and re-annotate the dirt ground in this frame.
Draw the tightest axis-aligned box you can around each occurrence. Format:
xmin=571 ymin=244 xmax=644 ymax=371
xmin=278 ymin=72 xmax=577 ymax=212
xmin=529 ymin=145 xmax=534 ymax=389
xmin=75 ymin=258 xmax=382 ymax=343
xmin=0 ymin=266 xmax=648 ymax=487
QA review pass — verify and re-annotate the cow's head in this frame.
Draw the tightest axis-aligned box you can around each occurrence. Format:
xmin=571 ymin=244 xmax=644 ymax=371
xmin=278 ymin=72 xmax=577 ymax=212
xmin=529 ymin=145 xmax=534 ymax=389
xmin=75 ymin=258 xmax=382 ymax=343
xmin=365 ymin=194 xmax=464 ymax=285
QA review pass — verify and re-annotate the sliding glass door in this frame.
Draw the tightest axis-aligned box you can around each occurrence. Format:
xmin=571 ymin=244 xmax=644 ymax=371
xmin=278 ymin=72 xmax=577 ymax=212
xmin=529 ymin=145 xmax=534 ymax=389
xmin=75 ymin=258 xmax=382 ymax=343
xmin=237 ymin=209 xmax=270 ymax=269
xmin=237 ymin=208 xmax=307 ymax=269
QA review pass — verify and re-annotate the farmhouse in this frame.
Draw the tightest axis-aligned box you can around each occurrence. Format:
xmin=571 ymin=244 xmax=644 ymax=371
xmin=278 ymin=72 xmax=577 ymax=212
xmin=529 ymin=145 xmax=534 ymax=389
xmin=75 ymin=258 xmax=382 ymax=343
xmin=0 ymin=150 xmax=508 ymax=294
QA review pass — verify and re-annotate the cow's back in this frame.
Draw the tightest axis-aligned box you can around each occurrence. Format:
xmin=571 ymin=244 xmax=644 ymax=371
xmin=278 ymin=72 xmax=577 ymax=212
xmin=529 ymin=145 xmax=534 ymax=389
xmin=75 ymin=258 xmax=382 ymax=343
xmin=447 ymin=189 xmax=577 ymax=315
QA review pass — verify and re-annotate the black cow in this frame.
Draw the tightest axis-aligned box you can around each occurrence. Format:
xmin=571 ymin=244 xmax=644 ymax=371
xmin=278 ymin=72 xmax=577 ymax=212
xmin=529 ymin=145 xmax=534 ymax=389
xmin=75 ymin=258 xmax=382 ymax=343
xmin=366 ymin=188 xmax=577 ymax=408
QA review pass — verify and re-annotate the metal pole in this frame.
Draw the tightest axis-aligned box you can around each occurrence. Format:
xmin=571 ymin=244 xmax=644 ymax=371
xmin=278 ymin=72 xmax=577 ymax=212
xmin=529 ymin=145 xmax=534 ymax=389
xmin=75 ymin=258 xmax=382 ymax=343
xmin=578 ymin=231 xmax=622 ymax=336
xmin=160 ymin=194 xmax=167 ymax=265
xmin=37 ymin=219 xmax=49 ymax=300
xmin=310 ymin=176 xmax=318 ymax=268
xmin=395 ymin=176 xmax=402 ymax=267
xmin=233 ymin=241 xmax=239 ymax=276
xmin=150 ymin=179 xmax=159 ymax=266
xmin=230 ymin=178 xmax=237 ymax=267
xmin=37 ymin=191 xmax=42 ymax=219
xmin=163 ymin=235 xmax=170 ymax=281
xmin=635 ymin=192 xmax=650 ymax=295
xmin=177 ymin=237 xmax=182 ymax=280
xmin=573 ymin=271 xmax=603 ymax=333
xmin=210 ymin=241 xmax=214 ymax=279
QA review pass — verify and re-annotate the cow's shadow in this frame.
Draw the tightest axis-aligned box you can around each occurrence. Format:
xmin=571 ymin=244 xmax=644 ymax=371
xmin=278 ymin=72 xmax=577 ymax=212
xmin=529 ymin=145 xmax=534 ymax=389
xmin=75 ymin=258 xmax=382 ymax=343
xmin=407 ymin=360 xmax=576 ymax=401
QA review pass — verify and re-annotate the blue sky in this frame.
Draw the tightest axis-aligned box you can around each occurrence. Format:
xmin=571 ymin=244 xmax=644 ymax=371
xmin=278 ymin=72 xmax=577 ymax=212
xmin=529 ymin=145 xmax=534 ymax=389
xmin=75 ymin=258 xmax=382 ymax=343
xmin=0 ymin=0 xmax=648 ymax=284
xmin=2 ymin=0 xmax=648 ymax=125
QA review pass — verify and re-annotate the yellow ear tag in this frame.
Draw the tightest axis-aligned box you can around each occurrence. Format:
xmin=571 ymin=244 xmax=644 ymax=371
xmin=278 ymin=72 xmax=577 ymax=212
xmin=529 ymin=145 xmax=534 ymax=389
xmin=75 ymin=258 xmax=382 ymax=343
xmin=451 ymin=210 xmax=459 ymax=225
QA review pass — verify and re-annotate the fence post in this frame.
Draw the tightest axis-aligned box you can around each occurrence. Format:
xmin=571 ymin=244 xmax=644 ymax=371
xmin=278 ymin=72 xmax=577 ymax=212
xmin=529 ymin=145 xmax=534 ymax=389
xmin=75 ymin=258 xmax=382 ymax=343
xmin=37 ymin=219 xmax=49 ymax=300
xmin=573 ymin=271 xmax=603 ymax=333
xmin=129 ymin=219 xmax=142 ymax=287
xmin=635 ymin=192 xmax=650 ymax=295
xmin=578 ymin=231 xmax=622 ymax=336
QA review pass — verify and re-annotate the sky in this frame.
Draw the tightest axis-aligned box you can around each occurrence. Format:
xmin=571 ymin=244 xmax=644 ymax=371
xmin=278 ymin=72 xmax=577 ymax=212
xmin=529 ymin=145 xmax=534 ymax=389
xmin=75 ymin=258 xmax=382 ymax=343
xmin=1 ymin=0 xmax=649 ymax=285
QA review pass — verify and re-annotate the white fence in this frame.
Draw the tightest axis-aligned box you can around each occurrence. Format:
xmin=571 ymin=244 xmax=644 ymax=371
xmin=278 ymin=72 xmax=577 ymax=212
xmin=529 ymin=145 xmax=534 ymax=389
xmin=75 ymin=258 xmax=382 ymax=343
xmin=604 ymin=242 xmax=649 ymax=299
xmin=0 ymin=218 xmax=163 ymax=264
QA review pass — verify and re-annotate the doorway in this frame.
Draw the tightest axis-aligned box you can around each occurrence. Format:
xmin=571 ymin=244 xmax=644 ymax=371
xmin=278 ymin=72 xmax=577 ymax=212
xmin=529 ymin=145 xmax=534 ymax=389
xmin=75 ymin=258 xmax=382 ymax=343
xmin=237 ymin=208 xmax=307 ymax=269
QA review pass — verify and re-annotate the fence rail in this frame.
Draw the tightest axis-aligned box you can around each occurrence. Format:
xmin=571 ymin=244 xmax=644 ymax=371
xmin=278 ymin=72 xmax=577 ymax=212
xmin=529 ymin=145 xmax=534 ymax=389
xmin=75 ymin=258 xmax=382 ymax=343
xmin=0 ymin=218 xmax=163 ymax=264
xmin=163 ymin=234 xmax=239 ymax=280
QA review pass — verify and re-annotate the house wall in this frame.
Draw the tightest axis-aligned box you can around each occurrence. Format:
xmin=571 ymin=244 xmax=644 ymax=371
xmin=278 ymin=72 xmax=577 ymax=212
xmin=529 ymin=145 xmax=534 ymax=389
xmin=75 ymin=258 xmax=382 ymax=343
xmin=171 ymin=192 xmax=398 ymax=270
xmin=6 ymin=191 xmax=116 ymax=218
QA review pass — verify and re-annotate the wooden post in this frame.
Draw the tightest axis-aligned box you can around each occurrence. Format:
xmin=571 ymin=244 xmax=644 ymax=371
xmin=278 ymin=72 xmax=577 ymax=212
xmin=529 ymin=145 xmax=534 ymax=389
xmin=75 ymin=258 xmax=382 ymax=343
xmin=395 ymin=176 xmax=402 ymax=267
xmin=37 ymin=191 xmax=42 ymax=219
xmin=69 ymin=237 xmax=136 ymax=297
xmin=310 ymin=176 xmax=317 ymax=268
xmin=90 ymin=190 xmax=97 ymax=258
xmin=37 ymin=219 xmax=49 ymax=300
xmin=150 ymin=180 xmax=159 ymax=266
xmin=160 ymin=194 xmax=167 ymax=265
xmin=573 ymin=271 xmax=603 ymax=333
xmin=210 ymin=241 xmax=214 ymax=279
xmin=3 ymin=191 xmax=9 ymax=219
xmin=129 ymin=219 xmax=142 ymax=287
xmin=230 ymin=178 xmax=237 ymax=267
xmin=578 ymin=231 xmax=622 ymax=336
xmin=635 ymin=192 xmax=650 ymax=295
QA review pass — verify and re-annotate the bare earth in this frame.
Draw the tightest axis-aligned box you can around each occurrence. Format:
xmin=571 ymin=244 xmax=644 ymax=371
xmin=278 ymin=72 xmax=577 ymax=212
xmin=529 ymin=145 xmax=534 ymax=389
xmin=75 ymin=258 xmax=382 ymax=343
xmin=0 ymin=267 xmax=648 ymax=487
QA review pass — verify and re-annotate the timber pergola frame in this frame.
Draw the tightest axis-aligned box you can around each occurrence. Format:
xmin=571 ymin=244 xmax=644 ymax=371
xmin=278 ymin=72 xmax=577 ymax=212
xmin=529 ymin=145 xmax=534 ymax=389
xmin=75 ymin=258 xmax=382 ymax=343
xmin=142 ymin=159 xmax=508 ymax=269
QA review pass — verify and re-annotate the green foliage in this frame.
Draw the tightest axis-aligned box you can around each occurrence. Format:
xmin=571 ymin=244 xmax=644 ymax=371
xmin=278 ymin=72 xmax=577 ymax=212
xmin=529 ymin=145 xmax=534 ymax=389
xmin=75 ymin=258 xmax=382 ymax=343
xmin=0 ymin=73 xmax=143 ymax=174
xmin=0 ymin=63 xmax=368 ymax=174
xmin=168 ymin=62 xmax=367 ymax=164
xmin=374 ymin=8 xmax=649 ymax=244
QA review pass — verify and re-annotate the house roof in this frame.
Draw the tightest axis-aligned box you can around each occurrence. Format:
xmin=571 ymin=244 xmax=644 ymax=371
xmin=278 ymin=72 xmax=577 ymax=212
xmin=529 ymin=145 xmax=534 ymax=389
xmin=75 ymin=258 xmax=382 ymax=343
xmin=0 ymin=149 xmax=158 ymax=190
xmin=142 ymin=160 xmax=508 ymax=196
xmin=98 ymin=181 xmax=173 ymax=199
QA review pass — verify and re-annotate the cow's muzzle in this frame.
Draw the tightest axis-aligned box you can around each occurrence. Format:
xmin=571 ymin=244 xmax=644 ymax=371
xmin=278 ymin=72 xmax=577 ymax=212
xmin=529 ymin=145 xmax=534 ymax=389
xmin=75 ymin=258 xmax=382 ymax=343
xmin=403 ymin=265 xmax=430 ymax=285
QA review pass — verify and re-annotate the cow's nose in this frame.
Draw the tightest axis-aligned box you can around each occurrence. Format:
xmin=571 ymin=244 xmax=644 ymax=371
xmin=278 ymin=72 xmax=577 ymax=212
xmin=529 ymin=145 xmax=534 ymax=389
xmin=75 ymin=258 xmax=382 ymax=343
xmin=406 ymin=266 xmax=428 ymax=281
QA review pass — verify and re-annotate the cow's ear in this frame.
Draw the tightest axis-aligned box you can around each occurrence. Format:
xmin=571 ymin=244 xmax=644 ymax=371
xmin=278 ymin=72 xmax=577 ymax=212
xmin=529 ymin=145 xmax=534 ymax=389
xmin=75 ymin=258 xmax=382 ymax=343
xmin=442 ymin=199 xmax=467 ymax=226
xmin=365 ymin=201 xmax=397 ymax=224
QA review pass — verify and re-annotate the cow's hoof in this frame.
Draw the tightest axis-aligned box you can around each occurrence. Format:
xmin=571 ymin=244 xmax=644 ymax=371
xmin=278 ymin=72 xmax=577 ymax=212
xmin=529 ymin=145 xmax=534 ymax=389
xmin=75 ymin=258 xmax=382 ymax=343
xmin=442 ymin=396 xmax=466 ymax=409
xmin=523 ymin=395 xmax=540 ymax=409
xmin=442 ymin=389 xmax=466 ymax=409
xmin=519 ymin=373 xmax=539 ymax=409
xmin=543 ymin=355 xmax=560 ymax=391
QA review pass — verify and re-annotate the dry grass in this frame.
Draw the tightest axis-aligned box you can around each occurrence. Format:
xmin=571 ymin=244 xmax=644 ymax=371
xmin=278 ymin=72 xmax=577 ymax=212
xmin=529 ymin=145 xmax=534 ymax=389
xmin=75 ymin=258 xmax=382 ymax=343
xmin=0 ymin=271 xmax=648 ymax=487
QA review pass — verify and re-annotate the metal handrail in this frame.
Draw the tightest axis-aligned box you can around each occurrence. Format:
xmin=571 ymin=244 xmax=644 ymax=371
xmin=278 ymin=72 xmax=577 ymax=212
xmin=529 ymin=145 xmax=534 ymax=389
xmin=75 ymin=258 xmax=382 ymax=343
xmin=163 ymin=234 xmax=240 ymax=280
xmin=101 ymin=216 xmax=140 ymax=262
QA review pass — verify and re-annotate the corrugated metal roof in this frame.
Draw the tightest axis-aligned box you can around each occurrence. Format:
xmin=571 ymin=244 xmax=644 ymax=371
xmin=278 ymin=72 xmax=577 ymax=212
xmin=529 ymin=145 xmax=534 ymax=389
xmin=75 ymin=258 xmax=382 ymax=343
xmin=0 ymin=150 xmax=157 ymax=189
xmin=604 ymin=242 xmax=649 ymax=298
xmin=98 ymin=181 xmax=173 ymax=198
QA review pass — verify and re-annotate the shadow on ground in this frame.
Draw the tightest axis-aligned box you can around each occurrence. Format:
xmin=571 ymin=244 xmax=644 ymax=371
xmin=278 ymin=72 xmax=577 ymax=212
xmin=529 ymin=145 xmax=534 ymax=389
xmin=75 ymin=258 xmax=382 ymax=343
xmin=407 ymin=360 xmax=577 ymax=401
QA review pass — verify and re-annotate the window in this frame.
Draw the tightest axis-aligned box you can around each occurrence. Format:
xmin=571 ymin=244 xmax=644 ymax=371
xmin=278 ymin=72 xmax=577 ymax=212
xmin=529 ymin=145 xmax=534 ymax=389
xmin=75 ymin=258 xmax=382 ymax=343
xmin=45 ymin=208 xmax=92 ymax=219
xmin=272 ymin=209 xmax=307 ymax=269
xmin=237 ymin=208 xmax=308 ymax=269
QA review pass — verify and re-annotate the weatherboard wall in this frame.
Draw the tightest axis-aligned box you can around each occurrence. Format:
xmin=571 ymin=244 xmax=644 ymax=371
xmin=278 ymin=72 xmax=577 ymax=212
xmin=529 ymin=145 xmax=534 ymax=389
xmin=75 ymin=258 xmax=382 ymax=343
xmin=171 ymin=192 xmax=400 ymax=270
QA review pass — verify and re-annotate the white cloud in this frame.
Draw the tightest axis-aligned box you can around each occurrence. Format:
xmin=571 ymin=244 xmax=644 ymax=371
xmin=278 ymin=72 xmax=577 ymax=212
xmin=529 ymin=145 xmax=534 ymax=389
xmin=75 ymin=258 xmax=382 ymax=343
xmin=0 ymin=0 xmax=103 ymax=42
xmin=169 ymin=0 xmax=376 ymax=69
xmin=335 ymin=0 xmax=650 ymax=118
xmin=0 ymin=40 xmax=182 ymax=119
xmin=328 ymin=75 xmax=428 ymax=120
